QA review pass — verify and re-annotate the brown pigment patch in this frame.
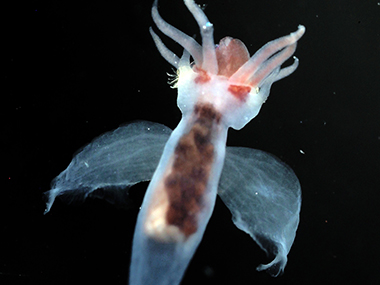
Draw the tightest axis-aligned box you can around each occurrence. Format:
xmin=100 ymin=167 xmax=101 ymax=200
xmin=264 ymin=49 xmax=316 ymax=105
xmin=164 ymin=104 xmax=221 ymax=237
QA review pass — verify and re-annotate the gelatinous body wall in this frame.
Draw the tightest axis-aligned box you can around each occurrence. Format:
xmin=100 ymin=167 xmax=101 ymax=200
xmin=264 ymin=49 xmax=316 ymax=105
xmin=144 ymin=104 xmax=222 ymax=241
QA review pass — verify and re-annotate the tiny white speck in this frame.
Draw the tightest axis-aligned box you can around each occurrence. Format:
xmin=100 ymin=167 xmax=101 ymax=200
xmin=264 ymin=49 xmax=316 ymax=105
xmin=203 ymin=22 xmax=213 ymax=29
xmin=254 ymin=192 xmax=258 ymax=195
xmin=147 ymin=127 xmax=151 ymax=131
xmin=84 ymin=162 xmax=89 ymax=167
xmin=300 ymin=149 xmax=305 ymax=154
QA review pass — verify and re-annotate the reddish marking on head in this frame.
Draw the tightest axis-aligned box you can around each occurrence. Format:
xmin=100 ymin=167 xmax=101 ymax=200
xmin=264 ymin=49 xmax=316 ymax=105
xmin=216 ymin=37 xmax=250 ymax=78
xmin=194 ymin=67 xmax=211 ymax=84
xmin=228 ymin=85 xmax=251 ymax=101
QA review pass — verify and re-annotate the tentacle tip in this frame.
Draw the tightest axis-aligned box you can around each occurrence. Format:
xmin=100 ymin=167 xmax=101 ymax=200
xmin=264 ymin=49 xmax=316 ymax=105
xmin=149 ymin=26 xmax=158 ymax=39
xmin=297 ymin=25 xmax=306 ymax=36
xmin=290 ymin=25 xmax=305 ymax=41
xmin=298 ymin=25 xmax=306 ymax=31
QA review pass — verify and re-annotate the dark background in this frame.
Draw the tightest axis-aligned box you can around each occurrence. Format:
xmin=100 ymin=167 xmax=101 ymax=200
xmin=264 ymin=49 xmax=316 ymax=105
xmin=4 ymin=0 xmax=380 ymax=284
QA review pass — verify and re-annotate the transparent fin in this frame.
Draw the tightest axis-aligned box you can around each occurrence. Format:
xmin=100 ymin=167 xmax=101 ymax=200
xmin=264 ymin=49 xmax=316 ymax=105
xmin=43 ymin=121 xmax=172 ymax=214
xmin=219 ymin=146 xmax=301 ymax=276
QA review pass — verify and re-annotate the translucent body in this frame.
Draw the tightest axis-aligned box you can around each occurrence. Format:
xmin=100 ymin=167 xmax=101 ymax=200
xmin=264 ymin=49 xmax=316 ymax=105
xmin=129 ymin=115 xmax=228 ymax=284
xmin=44 ymin=0 xmax=304 ymax=284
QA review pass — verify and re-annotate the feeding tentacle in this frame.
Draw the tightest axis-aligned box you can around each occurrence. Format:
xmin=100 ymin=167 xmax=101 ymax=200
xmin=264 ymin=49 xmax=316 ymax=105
xmin=151 ymin=0 xmax=203 ymax=67
xmin=230 ymin=25 xmax=305 ymax=85
xmin=184 ymin=0 xmax=218 ymax=74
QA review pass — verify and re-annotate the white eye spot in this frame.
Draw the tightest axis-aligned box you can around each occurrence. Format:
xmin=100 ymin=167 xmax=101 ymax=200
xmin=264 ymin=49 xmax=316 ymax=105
xmin=299 ymin=149 xmax=305 ymax=154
